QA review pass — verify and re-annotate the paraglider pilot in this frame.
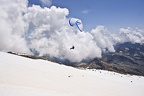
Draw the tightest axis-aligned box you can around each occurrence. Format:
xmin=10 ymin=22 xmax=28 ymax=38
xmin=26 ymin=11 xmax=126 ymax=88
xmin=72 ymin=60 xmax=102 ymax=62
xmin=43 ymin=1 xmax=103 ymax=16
xmin=70 ymin=46 xmax=75 ymax=50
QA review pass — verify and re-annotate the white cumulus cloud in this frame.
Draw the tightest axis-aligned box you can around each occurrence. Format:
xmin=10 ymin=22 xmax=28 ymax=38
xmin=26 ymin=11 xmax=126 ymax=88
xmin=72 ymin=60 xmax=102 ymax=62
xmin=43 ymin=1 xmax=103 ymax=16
xmin=81 ymin=10 xmax=91 ymax=14
xmin=0 ymin=0 xmax=144 ymax=62
xmin=0 ymin=0 xmax=30 ymax=53
xmin=120 ymin=27 xmax=144 ymax=43
xmin=40 ymin=0 xmax=52 ymax=7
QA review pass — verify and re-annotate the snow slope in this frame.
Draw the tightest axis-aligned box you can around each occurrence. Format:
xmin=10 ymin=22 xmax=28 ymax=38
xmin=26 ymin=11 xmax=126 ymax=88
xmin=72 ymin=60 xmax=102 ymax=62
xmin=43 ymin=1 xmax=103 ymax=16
xmin=0 ymin=52 xmax=144 ymax=96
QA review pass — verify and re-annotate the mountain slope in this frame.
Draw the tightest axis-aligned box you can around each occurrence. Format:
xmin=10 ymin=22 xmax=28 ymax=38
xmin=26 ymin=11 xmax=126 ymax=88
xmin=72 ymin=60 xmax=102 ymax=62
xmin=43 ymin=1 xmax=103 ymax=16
xmin=0 ymin=52 xmax=144 ymax=96
xmin=75 ymin=42 xmax=144 ymax=76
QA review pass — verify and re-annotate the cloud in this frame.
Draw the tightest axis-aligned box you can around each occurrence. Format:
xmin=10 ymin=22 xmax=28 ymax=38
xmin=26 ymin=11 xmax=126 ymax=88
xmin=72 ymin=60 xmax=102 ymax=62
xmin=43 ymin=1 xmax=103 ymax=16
xmin=81 ymin=10 xmax=91 ymax=14
xmin=91 ymin=26 xmax=115 ymax=52
xmin=119 ymin=27 xmax=144 ymax=43
xmin=0 ymin=0 xmax=30 ymax=53
xmin=40 ymin=0 xmax=52 ymax=7
xmin=0 ymin=0 xmax=144 ymax=62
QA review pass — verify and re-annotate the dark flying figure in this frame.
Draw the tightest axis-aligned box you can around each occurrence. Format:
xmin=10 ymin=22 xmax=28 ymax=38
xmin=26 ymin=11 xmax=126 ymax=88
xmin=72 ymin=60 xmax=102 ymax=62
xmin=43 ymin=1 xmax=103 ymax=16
xmin=70 ymin=46 xmax=75 ymax=50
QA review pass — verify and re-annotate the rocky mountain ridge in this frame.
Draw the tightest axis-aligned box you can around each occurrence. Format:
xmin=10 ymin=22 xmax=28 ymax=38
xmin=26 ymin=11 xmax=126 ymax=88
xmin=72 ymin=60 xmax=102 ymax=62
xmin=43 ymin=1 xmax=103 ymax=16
xmin=7 ymin=42 xmax=144 ymax=76
xmin=74 ymin=42 xmax=144 ymax=76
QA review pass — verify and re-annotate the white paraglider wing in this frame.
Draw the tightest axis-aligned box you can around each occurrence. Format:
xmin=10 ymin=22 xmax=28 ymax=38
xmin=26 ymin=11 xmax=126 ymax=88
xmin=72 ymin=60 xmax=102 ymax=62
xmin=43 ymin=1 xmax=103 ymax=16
xmin=69 ymin=18 xmax=83 ymax=32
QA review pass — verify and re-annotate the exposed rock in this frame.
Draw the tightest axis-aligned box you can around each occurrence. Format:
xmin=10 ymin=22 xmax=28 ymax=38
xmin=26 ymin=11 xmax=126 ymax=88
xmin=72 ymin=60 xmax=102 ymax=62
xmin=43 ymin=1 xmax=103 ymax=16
xmin=7 ymin=51 xmax=55 ymax=63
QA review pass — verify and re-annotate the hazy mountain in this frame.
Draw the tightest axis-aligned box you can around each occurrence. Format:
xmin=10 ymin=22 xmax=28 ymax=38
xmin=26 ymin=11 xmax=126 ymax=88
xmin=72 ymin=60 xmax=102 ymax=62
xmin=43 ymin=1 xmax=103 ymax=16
xmin=74 ymin=42 xmax=144 ymax=76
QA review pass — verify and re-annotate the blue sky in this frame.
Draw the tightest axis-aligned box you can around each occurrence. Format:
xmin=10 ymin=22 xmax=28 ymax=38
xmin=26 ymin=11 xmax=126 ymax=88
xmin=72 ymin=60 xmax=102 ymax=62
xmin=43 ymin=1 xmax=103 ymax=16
xmin=28 ymin=0 xmax=144 ymax=32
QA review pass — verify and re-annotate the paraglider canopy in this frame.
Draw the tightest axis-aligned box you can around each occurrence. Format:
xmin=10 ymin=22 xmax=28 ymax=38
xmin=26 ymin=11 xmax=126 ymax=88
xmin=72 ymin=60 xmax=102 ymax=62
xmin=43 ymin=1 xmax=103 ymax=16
xmin=69 ymin=18 xmax=83 ymax=32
